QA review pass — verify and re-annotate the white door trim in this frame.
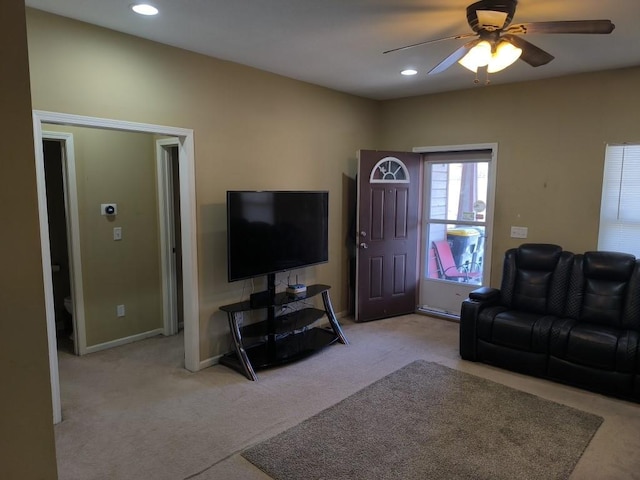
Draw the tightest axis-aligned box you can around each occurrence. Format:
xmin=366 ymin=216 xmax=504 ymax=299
xmin=33 ymin=124 xmax=62 ymax=424
xmin=33 ymin=111 xmax=201 ymax=424
xmin=156 ymin=138 xmax=180 ymax=336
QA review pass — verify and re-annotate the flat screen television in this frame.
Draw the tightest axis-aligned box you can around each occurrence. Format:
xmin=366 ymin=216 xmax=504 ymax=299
xmin=227 ymin=191 xmax=329 ymax=283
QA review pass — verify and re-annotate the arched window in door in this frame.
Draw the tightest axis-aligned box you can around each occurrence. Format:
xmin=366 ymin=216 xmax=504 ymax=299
xmin=370 ymin=156 xmax=410 ymax=183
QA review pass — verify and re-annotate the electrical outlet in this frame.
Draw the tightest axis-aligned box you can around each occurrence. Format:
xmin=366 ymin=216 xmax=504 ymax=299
xmin=117 ymin=304 xmax=125 ymax=317
xmin=113 ymin=227 xmax=122 ymax=241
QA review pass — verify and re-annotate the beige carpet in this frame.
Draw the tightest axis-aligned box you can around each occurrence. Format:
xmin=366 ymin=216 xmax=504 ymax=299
xmin=54 ymin=314 xmax=640 ymax=480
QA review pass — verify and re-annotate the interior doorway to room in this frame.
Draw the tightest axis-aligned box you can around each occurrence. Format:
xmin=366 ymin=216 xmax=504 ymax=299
xmin=43 ymin=139 xmax=75 ymax=354
xmin=156 ymin=140 xmax=184 ymax=335
xmin=42 ymin=133 xmax=188 ymax=354
xmin=33 ymin=111 xmax=199 ymax=425
xmin=417 ymin=146 xmax=496 ymax=318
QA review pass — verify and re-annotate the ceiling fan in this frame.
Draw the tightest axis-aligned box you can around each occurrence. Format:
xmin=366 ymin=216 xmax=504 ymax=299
xmin=384 ymin=0 xmax=615 ymax=76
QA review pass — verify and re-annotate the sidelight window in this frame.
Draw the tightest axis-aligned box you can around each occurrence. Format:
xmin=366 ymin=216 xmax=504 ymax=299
xmin=423 ymin=153 xmax=490 ymax=285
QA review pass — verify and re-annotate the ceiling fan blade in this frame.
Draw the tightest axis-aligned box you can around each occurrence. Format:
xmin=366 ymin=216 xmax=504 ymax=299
xmin=383 ymin=33 xmax=476 ymax=54
xmin=502 ymin=34 xmax=554 ymax=67
xmin=504 ymin=20 xmax=615 ymax=35
xmin=428 ymin=39 xmax=481 ymax=75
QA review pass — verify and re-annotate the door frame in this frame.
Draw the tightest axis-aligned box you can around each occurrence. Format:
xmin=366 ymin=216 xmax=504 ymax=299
xmin=156 ymin=138 xmax=180 ymax=336
xmin=41 ymin=131 xmax=86 ymax=356
xmin=33 ymin=110 xmax=200 ymax=424
xmin=413 ymin=143 xmax=497 ymax=316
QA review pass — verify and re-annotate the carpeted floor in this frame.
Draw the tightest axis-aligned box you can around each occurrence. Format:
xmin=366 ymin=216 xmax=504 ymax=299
xmin=54 ymin=314 xmax=640 ymax=480
xmin=243 ymin=360 xmax=602 ymax=480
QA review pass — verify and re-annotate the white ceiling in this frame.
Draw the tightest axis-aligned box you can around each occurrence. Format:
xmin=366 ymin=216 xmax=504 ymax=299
xmin=24 ymin=0 xmax=640 ymax=100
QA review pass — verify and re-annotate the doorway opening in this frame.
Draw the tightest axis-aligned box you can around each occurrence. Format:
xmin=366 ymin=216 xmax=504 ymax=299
xmin=157 ymin=139 xmax=184 ymax=335
xmin=33 ymin=110 xmax=200 ymax=424
xmin=43 ymin=139 xmax=74 ymax=354
xmin=41 ymin=130 xmax=85 ymax=357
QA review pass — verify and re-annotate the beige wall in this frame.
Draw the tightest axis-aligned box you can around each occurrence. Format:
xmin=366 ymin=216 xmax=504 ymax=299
xmin=26 ymin=9 xmax=380 ymax=361
xmin=43 ymin=125 xmax=162 ymax=347
xmin=26 ymin=7 xmax=640 ymax=366
xmin=9 ymin=5 xmax=640 ymax=474
xmin=1 ymin=1 xmax=58 ymax=478
xmin=380 ymin=67 xmax=640 ymax=285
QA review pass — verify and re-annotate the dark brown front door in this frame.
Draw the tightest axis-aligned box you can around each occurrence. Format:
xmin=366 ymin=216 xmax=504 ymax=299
xmin=356 ymin=150 xmax=421 ymax=322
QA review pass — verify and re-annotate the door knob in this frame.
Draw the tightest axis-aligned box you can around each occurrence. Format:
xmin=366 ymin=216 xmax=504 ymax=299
xmin=360 ymin=231 xmax=367 ymax=237
xmin=360 ymin=242 xmax=368 ymax=249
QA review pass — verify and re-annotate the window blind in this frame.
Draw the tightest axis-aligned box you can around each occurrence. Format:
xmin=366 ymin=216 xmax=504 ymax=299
xmin=598 ymin=144 xmax=640 ymax=256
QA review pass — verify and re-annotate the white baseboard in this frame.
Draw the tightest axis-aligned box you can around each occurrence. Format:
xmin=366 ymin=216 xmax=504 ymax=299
xmin=200 ymin=354 xmax=224 ymax=370
xmin=417 ymin=306 xmax=460 ymax=321
xmin=84 ymin=328 xmax=164 ymax=354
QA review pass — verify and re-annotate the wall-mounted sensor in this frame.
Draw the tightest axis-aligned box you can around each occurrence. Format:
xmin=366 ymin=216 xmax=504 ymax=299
xmin=101 ymin=203 xmax=117 ymax=216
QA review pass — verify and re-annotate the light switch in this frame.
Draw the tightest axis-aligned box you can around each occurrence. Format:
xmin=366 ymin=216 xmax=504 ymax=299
xmin=113 ymin=227 xmax=122 ymax=241
xmin=510 ymin=226 xmax=528 ymax=239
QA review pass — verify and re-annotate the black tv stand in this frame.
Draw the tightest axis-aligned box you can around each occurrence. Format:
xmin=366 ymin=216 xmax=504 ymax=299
xmin=249 ymin=290 xmax=271 ymax=309
xmin=219 ymin=277 xmax=348 ymax=380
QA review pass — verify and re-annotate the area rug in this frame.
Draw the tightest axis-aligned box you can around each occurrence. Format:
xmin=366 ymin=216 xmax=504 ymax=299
xmin=242 ymin=360 xmax=603 ymax=480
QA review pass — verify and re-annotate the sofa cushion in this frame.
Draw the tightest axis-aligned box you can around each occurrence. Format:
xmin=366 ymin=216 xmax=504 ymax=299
xmin=478 ymin=309 xmax=554 ymax=353
xmin=512 ymin=270 xmax=554 ymax=313
xmin=554 ymin=322 xmax=638 ymax=373
xmin=581 ymin=279 xmax=628 ymax=325
xmin=517 ymin=243 xmax=564 ymax=271
xmin=500 ymin=244 xmax=572 ymax=316
xmin=565 ymin=251 xmax=637 ymax=327
xmin=583 ymin=251 xmax=636 ymax=282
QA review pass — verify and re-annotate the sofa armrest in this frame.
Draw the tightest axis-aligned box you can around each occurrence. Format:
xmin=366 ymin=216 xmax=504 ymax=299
xmin=468 ymin=286 xmax=500 ymax=303
xmin=460 ymin=288 xmax=501 ymax=361
xmin=460 ymin=299 xmax=481 ymax=360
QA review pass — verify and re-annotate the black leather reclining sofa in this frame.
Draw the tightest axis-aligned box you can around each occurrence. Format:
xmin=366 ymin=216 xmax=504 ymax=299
xmin=460 ymin=243 xmax=640 ymax=402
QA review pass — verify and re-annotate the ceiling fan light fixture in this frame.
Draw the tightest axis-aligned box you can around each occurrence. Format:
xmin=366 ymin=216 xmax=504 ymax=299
xmin=487 ymin=41 xmax=522 ymax=73
xmin=458 ymin=40 xmax=492 ymax=72
xmin=386 ymin=1 xmax=614 ymax=82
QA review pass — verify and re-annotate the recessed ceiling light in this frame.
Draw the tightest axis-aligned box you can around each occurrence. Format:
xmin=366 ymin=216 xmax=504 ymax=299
xmin=401 ymin=69 xmax=418 ymax=76
xmin=131 ymin=4 xmax=159 ymax=16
